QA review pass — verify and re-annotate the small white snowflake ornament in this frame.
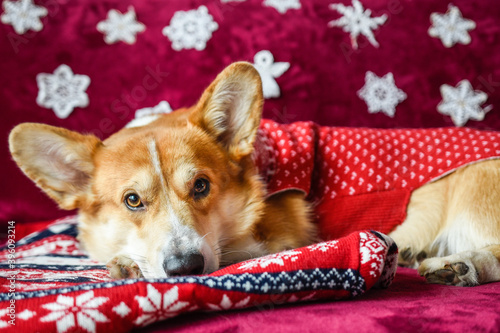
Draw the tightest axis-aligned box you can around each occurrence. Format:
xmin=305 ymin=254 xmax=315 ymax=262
xmin=126 ymin=101 xmax=173 ymax=128
xmin=1 ymin=0 xmax=48 ymax=34
xmin=437 ymin=80 xmax=491 ymax=127
xmin=162 ymin=6 xmax=218 ymax=51
xmin=358 ymin=71 xmax=407 ymax=117
xmin=253 ymin=50 xmax=290 ymax=99
xmin=136 ymin=100 xmax=173 ymax=118
xmin=263 ymin=0 xmax=301 ymax=14
xmin=428 ymin=4 xmax=475 ymax=48
xmin=96 ymin=6 xmax=145 ymax=44
xmin=36 ymin=64 xmax=91 ymax=119
xmin=328 ymin=0 xmax=387 ymax=49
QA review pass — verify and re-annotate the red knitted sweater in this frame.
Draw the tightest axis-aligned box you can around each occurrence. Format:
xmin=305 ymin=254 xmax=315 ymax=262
xmin=253 ymin=119 xmax=500 ymax=240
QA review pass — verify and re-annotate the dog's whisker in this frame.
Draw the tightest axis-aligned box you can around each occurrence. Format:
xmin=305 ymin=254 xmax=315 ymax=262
xmin=219 ymin=250 xmax=255 ymax=258
xmin=215 ymin=237 xmax=232 ymax=246
xmin=200 ymin=232 xmax=212 ymax=241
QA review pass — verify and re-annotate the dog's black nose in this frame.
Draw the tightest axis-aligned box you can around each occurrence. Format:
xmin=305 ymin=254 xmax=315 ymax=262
xmin=163 ymin=252 xmax=205 ymax=276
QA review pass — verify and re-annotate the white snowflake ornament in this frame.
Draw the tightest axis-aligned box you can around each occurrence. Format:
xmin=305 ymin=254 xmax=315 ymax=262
xmin=253 ymin=50 xmax=290 ymax=99
xmin=263 ymin=0 xmax=301 ymax=14
xmin=358 ymin=71 xmax=407 ymax=117
xmin=96 ymin=6 xmax=145 ymax=45
xmin=135 ymin=100 xmax=172 ymax=118
xmin=1 ymin=0 xmax=48 ymax=34
xmin=36 ymin=64 xmax=91 ymax=119
xmin=126 ymin=101 xmax=173 ymax=128
xmin=428 ymin=4 xmax=475 ymax=48
xmin=162 ymin=6 xmax=218 ymax=51
xmin=437 ymin=80 xmax=491 ymax=127
xmin=328 ymin=0 xmax=387 ymax=49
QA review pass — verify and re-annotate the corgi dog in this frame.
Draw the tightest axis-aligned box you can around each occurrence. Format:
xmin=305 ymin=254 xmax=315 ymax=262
xmin=9 ymin=62 xmax=500 ymax=286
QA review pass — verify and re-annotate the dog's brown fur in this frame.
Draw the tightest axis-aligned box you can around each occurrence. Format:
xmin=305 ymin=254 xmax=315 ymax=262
xmin=9 ymin=62 xmax=500 ymax=285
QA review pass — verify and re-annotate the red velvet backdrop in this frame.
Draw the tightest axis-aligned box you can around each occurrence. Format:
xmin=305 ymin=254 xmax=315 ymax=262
xmin=1 ymin=1 xmax=500 ymax=332
xmin=1 ymin=0 xmax=500 ymax=225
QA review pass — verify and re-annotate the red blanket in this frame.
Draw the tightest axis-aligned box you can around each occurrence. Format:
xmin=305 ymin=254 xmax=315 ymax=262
xmin=0 ymin=216 xmax=397 ymax=332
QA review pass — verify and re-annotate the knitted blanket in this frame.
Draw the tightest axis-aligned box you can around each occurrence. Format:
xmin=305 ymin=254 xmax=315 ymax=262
xmin=0 ymin=216 xmax=397 ymax=332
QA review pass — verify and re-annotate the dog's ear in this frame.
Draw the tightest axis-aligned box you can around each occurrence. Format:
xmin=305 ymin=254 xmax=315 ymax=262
xmin=9 ymin=123 xmax=102 ymax=210
xmin=190 ymin=62 xmax=263 ymax=161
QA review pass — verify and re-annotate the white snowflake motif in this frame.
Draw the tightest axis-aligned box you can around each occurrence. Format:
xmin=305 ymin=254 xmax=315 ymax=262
xmin=357 ymin=71 xmax=407 ymax=117
xmin=96 ymin=6 xmax=145 ymax=45
xmin=428 ymin=4 xmax=475 ymax=48
xmin=17 ymin=309 xmax=36 ymax=320
xmin=287 ymin=293 xmax=317 ymax=303
xmin=207 ymin=295 xmax=251 ymax=310
xmin=134 ymin=285 xmax=190 ymax=327
xmin=14 ymin=282 xmax=59 ymax=291
xmin=238 ymin=249 xmax=302 ymax=270
xmin=359 ymin=232 xmax=388 ymax=277
xmin=112 ymin=302 xmax=131 ymax=318
xmin=1 ymin=0 xmax=48 ymax=34
xmin=253 ymin=50 xmax=290 ymax=99
xmin=328 ymin=0 xmax=387 ymax=49
xmin=0 ymin=309 xmax=10 ymax=328
xmin=263 ymin=0 xmax=301 ymax=14
xmin=307 ymin=240 xmax=339 ymax=253
xmin=36 ymin=64 xmax=90 ymax=119
xmin=162 ymin=6 xmax=218 ymax=51
xmin=437 ymin=80 xmax=491 ymax=127
xmin=40 ymin=291 xmax=109 ymax=333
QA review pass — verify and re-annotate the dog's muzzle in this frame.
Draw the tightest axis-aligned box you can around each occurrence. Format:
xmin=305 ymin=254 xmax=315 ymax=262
xmin=163 ymin=251 xmax=205 ymax=276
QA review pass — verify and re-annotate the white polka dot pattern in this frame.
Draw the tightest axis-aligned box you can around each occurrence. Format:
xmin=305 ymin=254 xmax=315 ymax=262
xmin=254 ymin=120 xmax=316 ymax=196
xmin=255 ymin=119 xmax=500 ymax=205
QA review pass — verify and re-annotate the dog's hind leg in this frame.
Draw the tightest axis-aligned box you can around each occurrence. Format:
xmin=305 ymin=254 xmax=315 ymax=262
xmin=418 ymin=245 xmax=500 ymax=286
xmin=412 ymin=160 xmax=500 ymax=285
xmin=389 ymin=179 xmax=448 ymax=268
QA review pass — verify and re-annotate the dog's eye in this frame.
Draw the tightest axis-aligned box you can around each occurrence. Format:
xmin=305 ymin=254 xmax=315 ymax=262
xmin=125 ymin=193 xmax=143 ymax=210
xmin=193 ymin=178 xmax=210 ymax=199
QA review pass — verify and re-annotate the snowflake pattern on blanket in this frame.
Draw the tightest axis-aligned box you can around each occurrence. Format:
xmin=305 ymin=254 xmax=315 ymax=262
xmin=0 ymin=216 xmax=397 ymax=332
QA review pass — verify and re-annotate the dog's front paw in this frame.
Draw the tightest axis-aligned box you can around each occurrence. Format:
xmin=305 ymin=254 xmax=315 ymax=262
xmin=106 ymin=255 xmax=144 ymax=279
xmin=418 ymin=256 xmax=478 ymax=287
